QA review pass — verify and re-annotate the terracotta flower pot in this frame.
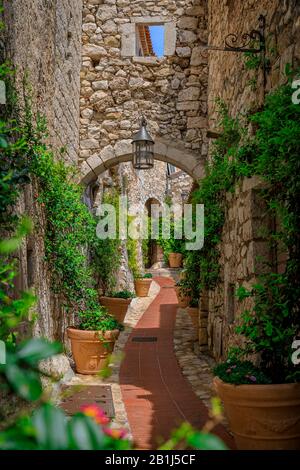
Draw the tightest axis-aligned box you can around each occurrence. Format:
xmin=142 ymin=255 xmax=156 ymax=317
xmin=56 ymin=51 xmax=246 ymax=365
xmin=67 ymin=327 xmax=120 ymax=375
xmin=213 ymin=377 xmax=300 ymax=450
xmin=134 ymin=278 xmax=152 ymax=297
xmin=168 ymin=252 xmax=183 ymax=268
xmin=100 ymin=296 xmax=132 ymax=324
xmin=174 ymin=286 xmax=190 ymax=308
xmin=187 ymin=306 xmax=199 ymax=330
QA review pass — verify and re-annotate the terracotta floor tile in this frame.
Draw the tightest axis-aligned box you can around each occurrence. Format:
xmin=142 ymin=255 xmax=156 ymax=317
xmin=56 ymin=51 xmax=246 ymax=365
xmin=120 ymin=277 xmax=233 ymax=450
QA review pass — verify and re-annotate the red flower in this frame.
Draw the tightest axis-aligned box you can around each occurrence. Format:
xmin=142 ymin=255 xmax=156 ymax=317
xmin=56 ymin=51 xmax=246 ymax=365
xmin=104 ymin=428 xmax=127 ymax=439
xmin=80 ymin=404 xmax=110 ymax=425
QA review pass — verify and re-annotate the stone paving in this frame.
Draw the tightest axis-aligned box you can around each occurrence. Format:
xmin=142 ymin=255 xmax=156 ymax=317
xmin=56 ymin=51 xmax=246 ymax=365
xmin=65 ymin=280 xmax=160 ymax=437
xmin=119 ymin=277 xmax=232 ymax=449
xmin=174 ymin=307 xmax=216 ymax=409
xmin=63 ymin=275 xmax=230 ymax=447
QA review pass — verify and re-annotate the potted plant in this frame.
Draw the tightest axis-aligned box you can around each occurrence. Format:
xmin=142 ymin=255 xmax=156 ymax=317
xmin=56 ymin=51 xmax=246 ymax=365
xmin=213 ymin=275 xmax=300 ymax=450
xmin=134 ymin=273 xmax=153 ymax=297
xmin=99 ymin=290 xmax=135 ymax=324
xmin=67 ymin=304 xmax=123 ymax=375
xmin=166 ymin=238 xmax=185 ymax=268
xmin=174 ymin=280 xmax=191 ymax=308
xmin=158 ymin=219 xmax=185 ymax=268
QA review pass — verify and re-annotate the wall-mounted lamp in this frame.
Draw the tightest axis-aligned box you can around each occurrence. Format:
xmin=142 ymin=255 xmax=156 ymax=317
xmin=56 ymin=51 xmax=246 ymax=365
xmin=131 ymin=117 xmax=154 ymax=170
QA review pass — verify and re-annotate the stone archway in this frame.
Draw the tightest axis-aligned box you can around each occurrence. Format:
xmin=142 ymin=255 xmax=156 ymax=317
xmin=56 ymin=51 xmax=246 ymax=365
xmin=80 ymin=137 xmax=205 ymax=184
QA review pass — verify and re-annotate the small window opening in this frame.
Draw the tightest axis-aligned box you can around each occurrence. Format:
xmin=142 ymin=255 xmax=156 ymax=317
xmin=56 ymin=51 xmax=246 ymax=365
xmin=136 ymin=24 xmax=165 ymax=58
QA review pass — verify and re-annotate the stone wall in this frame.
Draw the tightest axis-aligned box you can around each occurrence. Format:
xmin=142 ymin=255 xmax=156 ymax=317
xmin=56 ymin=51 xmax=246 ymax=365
xmin=206 ymin=177 xmax=274 ymax=359
xmin=168 ymin=169 xmax=193 ymax=205
xmin=1 ymin=1 xmax=82 ymax=375
xmin=205 ymin=0 xmax=300 ymax=359
xmin=2 ymin=0 xmax=82 ymax=164
xmin=80 ymin=0 xmax=206 ymax=277
xmin=80 ymin=0 xmax=208 ymax=167
xmin=207 ymin=0 xmax=300 ymax=126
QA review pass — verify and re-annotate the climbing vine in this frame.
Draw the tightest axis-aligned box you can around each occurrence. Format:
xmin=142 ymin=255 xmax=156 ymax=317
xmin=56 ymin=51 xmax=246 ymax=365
xmin=186 ymin=70 xmax=300 ymax=382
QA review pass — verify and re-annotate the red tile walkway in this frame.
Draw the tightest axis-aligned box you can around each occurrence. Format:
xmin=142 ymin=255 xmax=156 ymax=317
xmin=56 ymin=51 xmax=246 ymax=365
xmin=120 ymin=276 xmax=233 ymax=450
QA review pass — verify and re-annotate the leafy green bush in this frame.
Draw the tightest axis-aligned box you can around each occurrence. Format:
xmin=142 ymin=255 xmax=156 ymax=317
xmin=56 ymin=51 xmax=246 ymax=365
xmin=158 ymin=218 xmax=186 ymax=262
xmin=107 ymin=290 xmax=135 ymax=299
xmin=208 ymin=74 xmax=300 ymax=384
xmin=135 ymin=273 xmax=153 ymax=279
xmin=92 ymin=189 xmax=122 ymax=296
xmin=213 ymin=360 xmax=271 ymax=385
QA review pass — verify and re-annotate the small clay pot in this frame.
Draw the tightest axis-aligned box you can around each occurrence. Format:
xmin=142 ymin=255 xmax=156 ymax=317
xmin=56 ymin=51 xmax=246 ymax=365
xmin=213 ymin=377 xmax=300 ymax=450
xmin=67 ymin=327 xmax=119 ymax=375
xmin=134 ymin=278 xmax=152 ymax=297
xmin=168 ymin=252 xmax=183 ymax=268
xmin=174 ymin=286 xmax=190 ymax=308
xmin=100 ymin=296 xmax=132 ymax=324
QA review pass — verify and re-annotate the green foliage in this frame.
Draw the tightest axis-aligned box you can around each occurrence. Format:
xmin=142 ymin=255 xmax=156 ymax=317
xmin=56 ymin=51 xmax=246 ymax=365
xmin=0 ymin=403 xmax=130 ymax=450
xmin=190 ymin=99 xmax=244 ymax=291
xmin=203 ymin=76 xmax=300 ymax=384
xmin=243 ymin=51 xmax=262 ymax=71
xmin=107 ymin=290 xmax=135 ymax=299
xmin=0 ymin=219 xmax=35 ymax=342
xmin=179 ymin=252 xmax=201 ymax=303
xmin=79 ymin=308 xmax=122 ymax=332
xmin=235 ymin=274 xmax=299 ymax=383
xmin=158 ymin=218 xmax=186 ymax=262
xmin=213 ymin=360 xmax=271 ymax=385
xmin=135 ymin=273 xmax=153 ymax=279
xmin=92 ymin=189 xmax=121 ymax=295
xmin=18 ymin=112 xmax=120 ymax=332
xmin=126 ymin=233 xmax=140 ymax=279
xmin=1 ymin=339 xmax=62 ymax=401
xmin=0 ymin=233 xmax=126 ymax=449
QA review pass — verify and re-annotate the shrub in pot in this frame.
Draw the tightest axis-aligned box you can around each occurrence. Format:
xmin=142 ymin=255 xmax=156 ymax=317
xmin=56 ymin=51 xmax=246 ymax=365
xmin=213 ymin=274 xmax=300 ymax=450
xmin=100 ymin=290 xmax=135 ymax=324
xmin=174 ymin=280 xmax=190 ymax=308
xmin=67 ymin=305 xmax=123 ymax=375
xmin=157 ymin=220 xmax=185 ymax=268
xmin=134 ymin=273 xmax=153 ymax=297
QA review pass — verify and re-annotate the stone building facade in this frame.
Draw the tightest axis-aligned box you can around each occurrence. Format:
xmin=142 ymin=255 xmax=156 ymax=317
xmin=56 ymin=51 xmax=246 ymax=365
xmin=2 ymin=0 xmax=299 ymax=367
xmin=203 ymin=0 xmax=300 ymax=359
xmin=1 ymin=0 xmax=82 ymax=375
xmin=79 ymin=0 xmax=208 ymax=168
xmin=79 ymin=0 xmax=202 ymax=280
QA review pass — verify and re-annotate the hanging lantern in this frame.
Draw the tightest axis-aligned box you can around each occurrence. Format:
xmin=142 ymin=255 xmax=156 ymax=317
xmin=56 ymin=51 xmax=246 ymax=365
xmin=131 ymin=117 xmax=154 ymax=170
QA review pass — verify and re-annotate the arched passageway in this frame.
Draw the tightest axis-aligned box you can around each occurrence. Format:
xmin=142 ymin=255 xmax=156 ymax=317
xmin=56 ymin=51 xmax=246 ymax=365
xmin=80 ymin=137 xmax=205 ymax=184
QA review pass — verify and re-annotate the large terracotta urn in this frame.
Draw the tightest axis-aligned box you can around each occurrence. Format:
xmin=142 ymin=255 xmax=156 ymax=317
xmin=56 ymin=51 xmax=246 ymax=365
xmin=99 ymin=296 xmax=132 ymax=324
xmin=168 ymin=252 xmax=183 ymax=268
xmin=67 ymin=328 xmax=119 ymax=375
xmin=213 ymin=377 xmax=300 ymax=450
xmin=134 ymin=278 xmax=152 ymax=297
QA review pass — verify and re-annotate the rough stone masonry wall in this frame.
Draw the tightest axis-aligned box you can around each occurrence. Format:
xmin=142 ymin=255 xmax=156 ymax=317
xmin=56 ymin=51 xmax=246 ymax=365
xmin=1 ymin=1 xmax=82 ymax=375
xmin=80 ymin=0 xmax=206 ymax=277
xmin=205 ymin=0 xmax=300 ymax=359
xmin=80 ymin=0 xmax=208 ymax=165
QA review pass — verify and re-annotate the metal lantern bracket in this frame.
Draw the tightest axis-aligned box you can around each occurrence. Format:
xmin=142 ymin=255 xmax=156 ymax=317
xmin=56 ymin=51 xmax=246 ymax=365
xmin=203 ymin=15 xmax=266 ymax=54
xmin=202 ymin=15 xmax=268 ymax=88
